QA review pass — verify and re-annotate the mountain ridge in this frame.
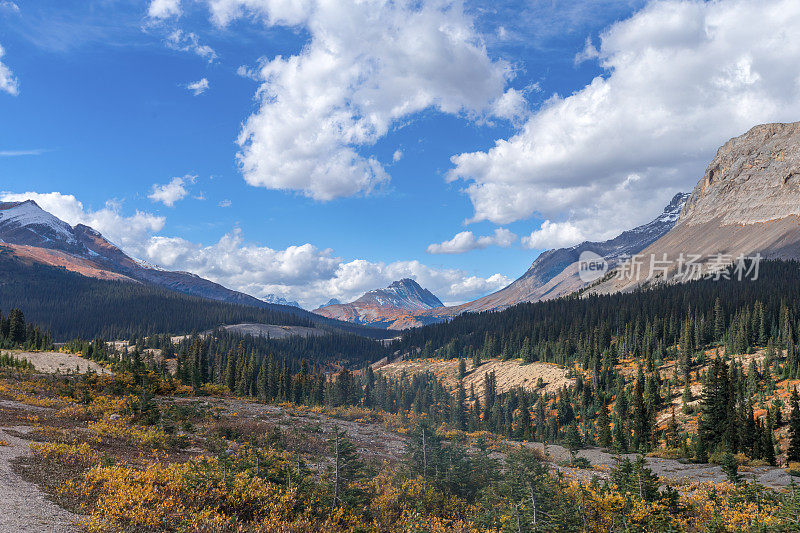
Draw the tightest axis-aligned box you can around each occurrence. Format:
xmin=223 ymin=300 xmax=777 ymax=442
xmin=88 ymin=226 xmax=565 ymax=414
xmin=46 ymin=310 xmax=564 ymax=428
xmin=0 ymin=200 xmax=391 ymax=337
xmin=312 ymin=193 xmax=687 ymax=329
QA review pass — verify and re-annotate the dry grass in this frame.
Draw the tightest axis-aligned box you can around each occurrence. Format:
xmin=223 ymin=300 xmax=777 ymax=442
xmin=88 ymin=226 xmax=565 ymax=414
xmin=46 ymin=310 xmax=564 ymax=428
xmin=376 ymin=357 xmax=572 ymax=399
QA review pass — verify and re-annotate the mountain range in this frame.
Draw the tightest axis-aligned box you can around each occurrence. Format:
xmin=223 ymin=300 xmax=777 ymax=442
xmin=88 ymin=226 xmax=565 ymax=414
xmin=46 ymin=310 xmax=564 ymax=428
xmin=4 ymin=121 xmax=800 ymax=334
xmin=313 ymin=192 xmax=689 ymax=329
xmin=0 ymin=200 xmax=369 ymax=335
xmin=313 ymin=121 xmax=800 ymax=330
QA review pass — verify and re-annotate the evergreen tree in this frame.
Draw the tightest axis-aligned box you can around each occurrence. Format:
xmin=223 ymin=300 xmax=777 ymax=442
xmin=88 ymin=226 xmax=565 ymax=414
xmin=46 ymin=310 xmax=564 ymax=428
xmin=327 ymin=428 xmax=368 ymax=510
xmin=788 ymin=388 xmax=800 ymax=462
xmin=597 ymin=402 xmax=612 ymax=448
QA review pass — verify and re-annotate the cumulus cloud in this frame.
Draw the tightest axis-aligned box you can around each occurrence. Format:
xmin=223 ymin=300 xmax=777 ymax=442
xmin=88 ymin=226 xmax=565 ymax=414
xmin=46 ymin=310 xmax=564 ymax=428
xmin=0 ymin=191 xmax=165 ymax=253
xmin=148 ymin=175 xmax=196 ymax=207
xmin=522 ymin=221 xmax=586 ymax=249
xmin=449 ymin=0 xmax=800 ymax=240
xmin=165 ymin=29 xmax=216 ymax=62
xmin=392 ymin=150 xmax=403 ymax=163
xmin=148 ymin=0 xmax=181 ymax=19
xmin=192 ymin=0 xmax=516 ymax=201
xmin=427 ymin=228 xmax=516 ymax=254
xmin=142 ymin=228 xmax=510 ymax=308
xmin=186 ymin=77 xmax=209 ymax=95
xmin=0 ymin=43 xmax=18 ymax=95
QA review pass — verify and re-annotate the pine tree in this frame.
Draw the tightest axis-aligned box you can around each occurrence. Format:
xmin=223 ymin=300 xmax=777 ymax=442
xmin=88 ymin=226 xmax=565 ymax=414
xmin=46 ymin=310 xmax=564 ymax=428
xmin=597 ymin=402 xmax=612 ymax=448
xmin=458 ymin=357 xmax=467 ymax=381
xmin=666 ymin=407 xmax=679 ymax=449
xmin=632 ymin=367 xmax=650 ymax=452
xmin=721 ymin=451 xmax=741 ymax=483
xmin=788 ymin=388 xmax=800 ymax=462
xmin=327 ymin=428 xmax=368 ymax=510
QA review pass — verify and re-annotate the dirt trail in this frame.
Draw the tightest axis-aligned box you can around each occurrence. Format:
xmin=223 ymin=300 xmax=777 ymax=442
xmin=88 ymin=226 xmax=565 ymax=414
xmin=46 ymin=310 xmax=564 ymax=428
xmin=521 ymin=442 xmax=799 ymax=489
xmin=0 ymin=404 xmax=79 ymax=532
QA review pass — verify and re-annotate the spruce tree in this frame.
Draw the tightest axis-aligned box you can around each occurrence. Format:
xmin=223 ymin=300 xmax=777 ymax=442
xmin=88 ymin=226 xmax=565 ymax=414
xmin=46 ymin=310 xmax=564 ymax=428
xmin=597 ymin=402 xmax=612 ymax=448
xmin=788 ymin=388 xmax=800 ymax=462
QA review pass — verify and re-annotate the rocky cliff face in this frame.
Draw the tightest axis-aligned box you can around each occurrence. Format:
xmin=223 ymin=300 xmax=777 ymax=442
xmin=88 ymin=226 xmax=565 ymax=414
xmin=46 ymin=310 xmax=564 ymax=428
xmin=590 ymin=121 xmax=800 ymax=295
xmin=680 ymin=122 xmax=800 ymax=226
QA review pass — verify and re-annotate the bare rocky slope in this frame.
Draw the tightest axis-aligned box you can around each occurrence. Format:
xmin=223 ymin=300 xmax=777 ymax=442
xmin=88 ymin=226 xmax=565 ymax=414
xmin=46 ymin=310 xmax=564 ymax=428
xmin=591 ymin=121 xmax=800 ymax=295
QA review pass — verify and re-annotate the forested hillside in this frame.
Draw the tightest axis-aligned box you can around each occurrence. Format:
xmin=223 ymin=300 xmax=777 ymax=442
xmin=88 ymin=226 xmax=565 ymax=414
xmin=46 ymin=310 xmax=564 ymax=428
xmin=397 ymin=260 xmax=800 ymax=370
xmin=0 ymin=252 xmax=387 ymax=340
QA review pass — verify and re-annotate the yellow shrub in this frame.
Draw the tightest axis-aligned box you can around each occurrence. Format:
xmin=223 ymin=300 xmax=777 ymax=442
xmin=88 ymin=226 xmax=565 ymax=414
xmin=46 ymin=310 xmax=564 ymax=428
xmin=31 ymin=441 xmax=101 ymax=468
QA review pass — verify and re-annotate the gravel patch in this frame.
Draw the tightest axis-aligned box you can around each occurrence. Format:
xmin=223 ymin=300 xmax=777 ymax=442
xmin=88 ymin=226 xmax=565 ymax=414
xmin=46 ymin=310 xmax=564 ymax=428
xmin=9 ymin=351 xmax=108 ymax=374
xmin=0 ymin=425 xmax=79 ymax=532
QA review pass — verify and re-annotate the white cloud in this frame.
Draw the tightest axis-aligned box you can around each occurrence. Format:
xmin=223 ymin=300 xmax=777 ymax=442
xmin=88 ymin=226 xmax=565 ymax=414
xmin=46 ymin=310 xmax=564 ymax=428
xmin=186 ymin=78 xmax=209 ymax=95
xmin=490 ymin=88 xmax=528 ymax=123
xmin=427 ymin=228 xmax=516 ymax=254
xmin=574 ymin=36 xmax=600 ymax=65
xmin=0 ymin=191 xmax=165 ymax=253
xmin=522 ymin=220 xmax=586 ymax=249
xmin=196 ymin=0 xmax=516 ymax=201
xmin=392 ymin=150 xmax=403 ymax=162
xmin=148 ymin=0 xmax=181 ymax=19
xmin=0 ymin=149 xmax=46 ymax=156
xmin=218 ymin=199 xmax=231 ymax=208
xmin=0 ymin=1 xmax=19 ymax=13
xmin=0 ymin=43 xmax=18 ymax=96
xmin=165 ymin=29 xmax=216 ymax=63
xmin=449 ymin=0 xmax=800 ymax=240
xmin=143 ymin=228 xmax=509 ymax=308
xmin=148 ymin=175 xmax=196 ymax=207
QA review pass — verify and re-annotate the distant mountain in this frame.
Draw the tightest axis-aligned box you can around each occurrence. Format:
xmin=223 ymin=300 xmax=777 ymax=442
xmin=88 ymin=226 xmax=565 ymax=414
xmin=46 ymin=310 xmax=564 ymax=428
xmin=262 ymin=294 xmax=302 ymax=309
xmin=313 ymin=278 xmax=443 ymax=328
xmin=590 ymin=121 xmax=800 ymax=295
xmin=323 ymin=298 xmax=342 ymax=307
xmin=0 ymin=200 xmax=393 ymax=338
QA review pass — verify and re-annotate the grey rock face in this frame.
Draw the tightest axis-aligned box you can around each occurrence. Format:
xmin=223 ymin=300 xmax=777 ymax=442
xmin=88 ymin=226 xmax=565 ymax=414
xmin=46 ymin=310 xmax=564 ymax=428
xmin=680 ymin=122 xmax=800 ymax=226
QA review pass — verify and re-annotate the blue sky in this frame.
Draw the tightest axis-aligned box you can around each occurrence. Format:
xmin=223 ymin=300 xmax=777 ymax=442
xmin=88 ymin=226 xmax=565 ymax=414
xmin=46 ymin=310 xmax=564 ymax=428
xmin=2 ymin=0 xmax=800 ymax=307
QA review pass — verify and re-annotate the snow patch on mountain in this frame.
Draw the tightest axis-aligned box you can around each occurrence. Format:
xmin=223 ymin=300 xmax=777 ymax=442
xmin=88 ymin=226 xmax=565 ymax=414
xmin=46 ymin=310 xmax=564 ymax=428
xmin=0 ymin=200 xmax=77 ymax=244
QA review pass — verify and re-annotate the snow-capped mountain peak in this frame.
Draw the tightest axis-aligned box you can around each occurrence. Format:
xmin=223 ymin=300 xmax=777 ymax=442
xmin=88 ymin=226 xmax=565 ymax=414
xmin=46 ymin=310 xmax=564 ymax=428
xmin=0 ymin=200 xmax=77 ymax=245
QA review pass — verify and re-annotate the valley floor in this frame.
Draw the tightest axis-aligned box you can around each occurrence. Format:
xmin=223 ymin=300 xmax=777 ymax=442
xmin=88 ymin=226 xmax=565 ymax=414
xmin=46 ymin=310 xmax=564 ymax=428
xmin=1 ymin=368 xmax=798 ymax=532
